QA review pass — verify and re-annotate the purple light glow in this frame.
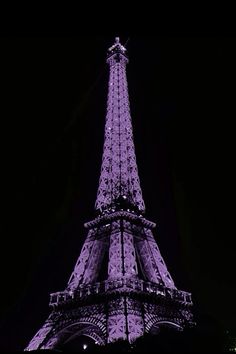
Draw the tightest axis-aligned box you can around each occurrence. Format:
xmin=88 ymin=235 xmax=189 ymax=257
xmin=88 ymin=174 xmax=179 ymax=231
xmin=24 ymin=37 xmax=194 ymax=352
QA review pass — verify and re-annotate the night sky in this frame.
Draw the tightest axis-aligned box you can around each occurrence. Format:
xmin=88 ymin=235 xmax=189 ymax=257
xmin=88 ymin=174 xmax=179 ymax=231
xmin=0 ymin=35 xmax=235 ymax=351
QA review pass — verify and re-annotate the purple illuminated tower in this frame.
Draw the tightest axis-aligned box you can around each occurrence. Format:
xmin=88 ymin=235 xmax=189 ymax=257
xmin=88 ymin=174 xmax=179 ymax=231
xmin=25 ymin=38 xmax=193 ymax=351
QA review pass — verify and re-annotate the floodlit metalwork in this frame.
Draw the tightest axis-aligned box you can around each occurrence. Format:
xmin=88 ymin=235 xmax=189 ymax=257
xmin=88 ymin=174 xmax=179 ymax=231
xmin=95 ymin=37 xmax=145 ymax=213
xmin=25 ymin=38 xmax=193 ymax=351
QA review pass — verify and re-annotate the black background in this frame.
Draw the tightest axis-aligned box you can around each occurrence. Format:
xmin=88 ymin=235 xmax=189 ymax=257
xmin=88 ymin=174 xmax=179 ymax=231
xmin=0 ymin=35 xmax=235 ymax=351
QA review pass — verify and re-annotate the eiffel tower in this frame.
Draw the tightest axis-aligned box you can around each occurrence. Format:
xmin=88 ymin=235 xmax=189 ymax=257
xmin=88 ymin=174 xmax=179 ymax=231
xmin=25 ymin=37 xmax=193 ymax=351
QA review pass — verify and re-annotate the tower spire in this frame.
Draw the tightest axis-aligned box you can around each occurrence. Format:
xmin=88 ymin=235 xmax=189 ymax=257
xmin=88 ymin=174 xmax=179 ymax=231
xmin=95 ymin=37 xmax=145 ymax=214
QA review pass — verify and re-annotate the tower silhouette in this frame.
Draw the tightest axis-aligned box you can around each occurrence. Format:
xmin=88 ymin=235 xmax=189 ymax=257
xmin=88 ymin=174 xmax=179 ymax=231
xmin=25 ymin=37 xmax=193 ymax=351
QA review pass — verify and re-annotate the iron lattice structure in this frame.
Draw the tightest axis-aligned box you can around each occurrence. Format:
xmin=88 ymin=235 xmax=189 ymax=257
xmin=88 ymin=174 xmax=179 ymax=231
xmin=25 ymin=38 xmax=194 ymax=351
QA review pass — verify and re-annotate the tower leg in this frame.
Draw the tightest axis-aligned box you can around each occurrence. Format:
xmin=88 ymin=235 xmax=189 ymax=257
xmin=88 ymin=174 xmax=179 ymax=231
xmin=24 ymin=315 xmax=55 ymax=351
xmin=107 ymin=296 xmax=144 ymax=343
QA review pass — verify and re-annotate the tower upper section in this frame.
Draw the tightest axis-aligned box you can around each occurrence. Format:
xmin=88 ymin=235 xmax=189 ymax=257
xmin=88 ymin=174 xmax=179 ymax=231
xmin=95 ymin=38 xmax=145 ymax=214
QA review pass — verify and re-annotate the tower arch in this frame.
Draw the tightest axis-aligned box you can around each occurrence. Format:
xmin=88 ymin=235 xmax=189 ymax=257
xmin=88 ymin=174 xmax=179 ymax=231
xmin=42 ymin=321 xmax=106 ymax=349
xmin=149 ymin=320 xmax=183 ymax=335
